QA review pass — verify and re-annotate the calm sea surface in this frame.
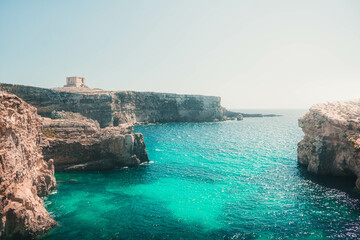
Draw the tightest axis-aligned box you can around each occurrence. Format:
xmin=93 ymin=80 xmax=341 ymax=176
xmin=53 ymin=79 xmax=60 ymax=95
xmin=42 ymin=110 xmax=360 ymax=239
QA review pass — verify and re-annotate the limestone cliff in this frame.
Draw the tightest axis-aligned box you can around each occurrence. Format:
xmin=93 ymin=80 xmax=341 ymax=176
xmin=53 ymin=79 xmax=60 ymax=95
xmin=297 ymin=100 xmax=360 ymax=190
xmin=0 ymin=84 xmax=224 ymax=128
xmin=0 ymin=92 xmax=56 ymax=239
xmin=41 ymin=111 xmax=148 ymax=172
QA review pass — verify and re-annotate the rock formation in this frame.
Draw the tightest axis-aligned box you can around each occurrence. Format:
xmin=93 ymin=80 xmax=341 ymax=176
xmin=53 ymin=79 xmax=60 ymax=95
xmin=0 ymin=84 xmax=225 ymax=128
xmin=41 ymin=111 xmax=148 ymax=172
xmin=298 ymin=100 xmax=360 ymax=190
xmin=0 ymin=92 xmax=56 ymax=239
xmin=222 ymin=107 xmax=281 ymax=119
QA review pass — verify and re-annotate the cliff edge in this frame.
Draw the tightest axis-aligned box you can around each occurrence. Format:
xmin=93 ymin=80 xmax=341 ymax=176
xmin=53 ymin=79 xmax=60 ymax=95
xmin=0 ymin=84 xmax=224 ymax=128
xmin=0 ymin=92 xmax=56 ymax=239
xmin=297 ymin=100 xmax=360 ymax=190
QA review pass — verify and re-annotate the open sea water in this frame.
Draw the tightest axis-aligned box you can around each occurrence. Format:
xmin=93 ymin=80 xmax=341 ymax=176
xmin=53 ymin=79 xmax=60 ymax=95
xmin=42 ymin=110 xmax=360 ymax=240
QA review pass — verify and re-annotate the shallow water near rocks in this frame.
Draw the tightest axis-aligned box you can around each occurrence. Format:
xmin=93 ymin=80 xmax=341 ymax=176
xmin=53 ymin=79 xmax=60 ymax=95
xmin=43 ymin=110 xmax=360 ymax=239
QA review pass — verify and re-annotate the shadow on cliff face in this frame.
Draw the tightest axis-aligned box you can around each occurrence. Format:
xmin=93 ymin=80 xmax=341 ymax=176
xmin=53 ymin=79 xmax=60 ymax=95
xmin=297 ymin=165 xmax=359 ymax=198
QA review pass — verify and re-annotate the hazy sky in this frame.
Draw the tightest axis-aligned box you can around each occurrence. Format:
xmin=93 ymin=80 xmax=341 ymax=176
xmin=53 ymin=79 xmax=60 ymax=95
xmin=1 ymin=0 xmax=360 ymax=109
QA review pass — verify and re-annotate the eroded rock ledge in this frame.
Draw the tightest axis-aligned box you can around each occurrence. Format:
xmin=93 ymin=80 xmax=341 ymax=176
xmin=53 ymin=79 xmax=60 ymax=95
xmin=41 ymin=111 xmax=148 ymax=172
xmin=0 ymin=92 xmax=56 ymax=239
xmin=298 ymin=100 xmax=360 ymax=190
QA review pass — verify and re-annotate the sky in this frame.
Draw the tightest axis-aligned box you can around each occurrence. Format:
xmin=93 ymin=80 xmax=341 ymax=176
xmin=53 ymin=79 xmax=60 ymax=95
xmin=1 ymin=0 xmax=360 ymax=109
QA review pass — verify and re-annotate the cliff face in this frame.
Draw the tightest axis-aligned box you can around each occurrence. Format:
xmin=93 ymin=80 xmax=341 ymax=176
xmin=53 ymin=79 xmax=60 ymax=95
xmin=0 ymin=84 xmax=114 ymax=128
xmin=297 ymin=100 xmax=360 ymax=190
xmin=0 ymin=84 xmax=224 ymax=128
xmin=124 ymin=91 xmax=223 ymax=124
xmin=41 ymin=112 xmax=149 ymax=172
xmin=0 ymin=92 xmax=56 ymax=239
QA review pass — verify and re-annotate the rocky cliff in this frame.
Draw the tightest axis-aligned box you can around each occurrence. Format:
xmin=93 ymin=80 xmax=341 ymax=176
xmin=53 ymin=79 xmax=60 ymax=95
xmin=41 ymin=111 xmax=148 ymax=172
xmin=297 ymin=100 xmax=360 ymax=190
xmin=0 ymin=84 xmax=224 ymax=128
xmin=0 ymin=92 xmax=56 ymax=239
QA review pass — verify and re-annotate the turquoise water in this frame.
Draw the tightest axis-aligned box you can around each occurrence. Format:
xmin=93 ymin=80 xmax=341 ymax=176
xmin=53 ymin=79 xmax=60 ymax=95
xmin=42 ymin=110 xmax=360 ymax=239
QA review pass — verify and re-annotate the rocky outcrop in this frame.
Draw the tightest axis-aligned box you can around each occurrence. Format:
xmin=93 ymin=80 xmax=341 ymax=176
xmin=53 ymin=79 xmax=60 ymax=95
xmin=222 ymin=108 xmax=281 ymax=119
xmin=0 ymin=84 xmax=225 ymax=128
xmin=221 ymin=108 xmax=243 ymax=121
xmin=41 ymin=111 xmax=148 ymax=172
xmin=0 ymin=92 xmax=56 ymax=239
xmin=298 ymin=100 xmax=360 ymax=190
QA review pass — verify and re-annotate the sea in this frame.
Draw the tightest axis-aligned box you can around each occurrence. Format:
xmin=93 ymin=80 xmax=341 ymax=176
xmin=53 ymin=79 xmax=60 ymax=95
xmin=42 ymin=110 xmax=360 ymax=240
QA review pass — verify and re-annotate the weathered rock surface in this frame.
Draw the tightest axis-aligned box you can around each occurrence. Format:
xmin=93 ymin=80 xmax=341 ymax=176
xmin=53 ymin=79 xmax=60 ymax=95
xmin=0 ymin=84 xmax=225 ymax=128
xmin=0 ymin=92 xmax=56 ymax=239
xmin=298 ymin=100 xmax=360 ymax=190
xmin=41 ymin=112 xmax=149 ymax=172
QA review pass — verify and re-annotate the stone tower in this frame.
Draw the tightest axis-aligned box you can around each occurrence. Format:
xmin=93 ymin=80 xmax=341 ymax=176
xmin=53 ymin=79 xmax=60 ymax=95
xmin=64 ymin=76 xmax=86 ymax=88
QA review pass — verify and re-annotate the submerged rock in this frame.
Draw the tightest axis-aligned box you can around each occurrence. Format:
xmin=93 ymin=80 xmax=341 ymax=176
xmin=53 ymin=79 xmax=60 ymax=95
xmin=0 ymin=92 xmax=56 ymax=239
xmin=297 ymin=100 xmax=360 ymax=191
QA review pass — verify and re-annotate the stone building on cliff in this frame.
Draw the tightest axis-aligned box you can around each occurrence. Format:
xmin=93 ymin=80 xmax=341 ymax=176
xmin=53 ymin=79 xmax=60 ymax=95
xmin=64 ymin=76 xmax=86 ymax=88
